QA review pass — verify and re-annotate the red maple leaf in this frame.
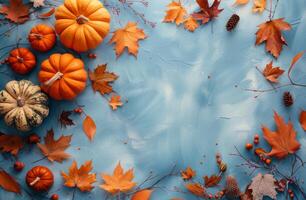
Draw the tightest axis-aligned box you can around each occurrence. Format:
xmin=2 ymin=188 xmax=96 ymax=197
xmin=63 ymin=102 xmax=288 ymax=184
xmin=192 ymin=0 xmax=223 ymax=24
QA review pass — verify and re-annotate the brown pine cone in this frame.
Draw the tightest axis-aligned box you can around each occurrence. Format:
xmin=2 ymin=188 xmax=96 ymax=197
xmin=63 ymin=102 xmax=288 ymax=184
xmin=226 ymin=14 xmax=240 ymax=31
xmin=225 ymin=176 xmax=241 ymax=199
xmin=283 ymin=91 xmax=293 ymax=107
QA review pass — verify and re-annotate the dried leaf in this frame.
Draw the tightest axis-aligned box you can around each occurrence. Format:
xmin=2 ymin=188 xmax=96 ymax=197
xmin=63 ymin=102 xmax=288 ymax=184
xmin=299 ymin=110 xmax=306 ymax=131
xmin=288 ymin=51 xmax=304 ymax=75
xmin=0 ymin=0 xmax=29 ymax=24
xmin=59 ymin=111 xmax=75 ymax=128
xmin=61 ymin=160 xmax=96 ymax=192
xmin=234 ymin=0 xmax=249 ymax=5
xmin=181 ymin=167 xmax=196 ymax=181
xmin=89 ymin=64 xmax=118 ymax=95
xmin=0 ymin=170 xmax=21 ymax=193
xmin=185 ymin=183 xmax=206 ymax=198
xmin=163 ymin=1 xmax=187 ymax=25
xmin=184 ymin=17 xmax=199 ymax=32
xmin=262 ymin=61 xmax=284 ymax=83
xmin=38 ymin=7 xmax=55 ymax=19
xmin=0 ymin=133 xmax=24 ymax=156
xmin=100 ymin=162 xmax=136 ymax=195
xmin=37 ymin=129 xmax=72 ymax=163
xmin=255 ymin=18 xmax=291 ymax=58
xmin=109 ymin=22 xmax=147 ymax=58
xmin=82 ymin=115 xmax=96 ymax=141
xmin=131 ymin=189 xmax=153 ymax=200
xmin=204 ymin=174 xmax=221 ymax=187
xmin=262 ymin=111 xmax=301 ymax=159
xmin=192 ymin=0 xmax=223 ymax=25
xmin=109 ymin=95 xmax=123 ymax=110
xmin=249 ymin=173 xmax=277 ymax=200
xmin=253 ymin=0 xmax=266 ymax=13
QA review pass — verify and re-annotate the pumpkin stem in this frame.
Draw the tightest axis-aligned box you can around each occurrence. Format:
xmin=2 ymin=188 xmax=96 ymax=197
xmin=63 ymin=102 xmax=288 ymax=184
xmin=44 ymin=71 xmax=64 ymax=87
xmin=30 ymin=177 xmax=40 ymax=186
xmin=16 ymin=96 xmax=25 ymax=107
xmin=76 ymin=15 xmax=89 ymax=24
xmin=16 ymin=56 xmax=24 ymax=63
xmin=30 ymin=33 xmax=43 ymax=40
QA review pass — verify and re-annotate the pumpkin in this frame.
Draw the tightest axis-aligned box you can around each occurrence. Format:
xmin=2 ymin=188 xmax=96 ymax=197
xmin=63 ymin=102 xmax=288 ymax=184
xmin=38 ymin=53 xmax=87 ymax=100
xmin=26 ymin=166 xmax=54 ymax=192
xmin=55 ymin=0 xmax=111 ymax=52
xmin=0 ymin=80 xmax=49 ymax=132
xmin=7 ymin=48 xmax=36 ymax=74
xmin=28 ymin=24 xmax=56 ymax=52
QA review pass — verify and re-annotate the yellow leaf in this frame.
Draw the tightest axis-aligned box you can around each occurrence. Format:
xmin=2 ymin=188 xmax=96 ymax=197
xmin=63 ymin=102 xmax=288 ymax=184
xmin=253 ymin=0 xmax=266 ymax=13
xmin=163 ymin=1 xmax=187 ymax=25
xmin=131 ymin=189 xmax=153 ymax=200
xmin=83 ymin=115 xmax=96 ymax=141
xmin=109 ymin=95 xmax=123 ymax=110
xmin=184 ymin=17 xmax=199 ymax=32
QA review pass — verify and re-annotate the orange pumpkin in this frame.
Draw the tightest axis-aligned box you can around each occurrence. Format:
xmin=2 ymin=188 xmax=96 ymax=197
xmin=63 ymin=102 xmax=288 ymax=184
xmin=26 ymin=166 xmax=54 ymax=192
xmin=7 ymin=48 xmax=36 ymax=74
xmin=38 ymin=53 xmax=87 ymax=100
xmin=55 ymin=0 xmax=111 ymax=52
xmin=28 ymin=24 xmax=56 ymax=52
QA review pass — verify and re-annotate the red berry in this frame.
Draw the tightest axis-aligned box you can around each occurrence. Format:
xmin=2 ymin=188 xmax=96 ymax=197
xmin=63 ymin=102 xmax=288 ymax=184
xmin=254 ymin=134 xmax=259 ymax=140
xmin=28 ymin=133 xmax=40 ymax=144
xmin=51 ymin=194 xmax=59 ymax=200
xmin=245 ymin=143 xmax=253 ymax=150
xmin=14 ymin=161 xmax=25 ymax=171
xmin=74 ymin=107 xmax=83 ymax=114
xmin=265 ymin=159 xmax=271 ymax=165
xmin=254 ymin=138 xmax=259 ymax=145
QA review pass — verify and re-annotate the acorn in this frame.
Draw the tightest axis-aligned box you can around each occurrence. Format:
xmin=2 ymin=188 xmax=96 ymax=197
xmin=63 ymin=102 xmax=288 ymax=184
xmin=224 ymin=176 xmax=241 ymax=199
xmin=50 ymin=194 xmax=59 ymax=200
xmin=226 ymin=14 xmax=240 ymax=31
xmin=283 ymin=91 xmax=293 ymax=107
xmin=245 ymin=143 xmax=253 ymax=150
xmin=28 ymin=133 xmax=40 ymax=144
xmin=219 ymin=162 xmax=227 ymax=172
xmin=14 ymin=161 xmax=25 ymax=171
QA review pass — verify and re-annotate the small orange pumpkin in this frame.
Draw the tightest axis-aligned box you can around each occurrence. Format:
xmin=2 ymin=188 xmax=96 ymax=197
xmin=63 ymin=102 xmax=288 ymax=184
xmin=26 ymin=166 xmax=54 ymax=192
xmin=55 ymin=0 xmax=111 ymax=52
xmin=38 ymin=53 xmax=87 ymax=100
xmin=28 ymin=24 xmax=56 ymax=52
xmin=7 ymin=48 xmax=36 ymax=74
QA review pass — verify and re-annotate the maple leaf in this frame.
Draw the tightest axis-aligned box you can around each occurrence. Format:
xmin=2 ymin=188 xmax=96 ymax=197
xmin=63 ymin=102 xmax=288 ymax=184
xmin=253 ymin=0 xmax=266 ymax=13
xmin=192 ymin=0 xmax=223 ymax=25
xmin=204 ymin=174 xmax=221 ymax=187
xmin=100 ymin=162 xmax=136 ymax=195
xmin=61 ymin=160 xmax=96 ymax=192
xmin=109 ymin=95 xmax=123 ymax=110
xmin=82 ymin=115 xmax=96 ymax=141
xmin=109 ymin=22 xmax=147 ymax=58
xmin=249 ymin=173 xmax=277 ymax=200
xmin=262 ymin=61 xmax=284 ymax=83
xmin=262 ymin=111 xmax=301 ymax=159
xmin=59 ymin=111 xmax=75 ymax=128
xmin=0 ymin=0 xmax=29 ymax=24
xmin=255 ymin=18 xmax=291 ymax=58
xmin=185 ymin=183 xmax=206 ymax=198
xmin=234 ymin=0 xmax=249 ymax=5
xmin=184 ymin=17 xmax=199 ymax=32
xmin=89 ymin=64 xmax=118 ymax=95
xmin=299 ymin=110 xmax=306 ymax=131
xmin=0 ymin=169 xmax=21 ymax=193
xmin=163 ymin=1 xmax=187 ymax=25
xmin=37 ymin=129 xmax=72 ymax=163
xmin=181 ymin=167 xmax=196 ymax=181
xmin=0 ymin=133 xmax=24 ymax=156
xmin=131 ymin=189 xmax=153 ymax=200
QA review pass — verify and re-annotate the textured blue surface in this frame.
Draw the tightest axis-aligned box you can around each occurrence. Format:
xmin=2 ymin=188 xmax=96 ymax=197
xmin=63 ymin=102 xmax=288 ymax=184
xmin=0 ymin=0 xmax=306 ymax=199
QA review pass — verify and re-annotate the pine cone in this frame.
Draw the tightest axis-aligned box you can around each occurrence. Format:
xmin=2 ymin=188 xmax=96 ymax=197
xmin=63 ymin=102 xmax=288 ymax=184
xmin=226 ymin=14 xmax=240 ymax=31
xmin=225 ymin=176 xmax=241 ymax=199
xmin=283 ymin=91 xmax=293 ymax=107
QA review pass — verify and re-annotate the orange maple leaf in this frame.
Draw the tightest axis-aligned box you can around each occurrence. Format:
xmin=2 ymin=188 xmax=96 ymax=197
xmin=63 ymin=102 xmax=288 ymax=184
xmin=181 ymin=167 xmax=196 ymax=181
xmin=185 ymin=183 xmax=206 ymax=198
xmin=255 ymin=18 xmax=291 ymax=58
xmin=253 ymin=0 xmax=266 ymax=13
xmin=262 ymin=61 xmax=284 ymax=83
xmin=109 ymin=22 xmax=147 ymax=58
xmin=299 ymin=110 xmax=306 ymax=131
xmin=0 ymin=133 xmax=24 ymax=156
xmin=192 ymin=0 xmax=223 ymax=25
xmin=0 ymin=169 xmax=21 ymax=193
xmin=100 ymin=162 xmax=136 ymax=195
xmin=131 ymin=189 xmax=153 ymax=200
xmin=184 ymin=17 xmax=199 ymax=32
xmin=37 ymin=129 xmax=72 ymax=163
xmin=204 ymin=174 xmax=221 ymax=187
xmin=109 ymin=95 xmax=123 ymax=110
xmin=0 ymin=0 xmax=29 ymax=24
xmin=61 ymin=160 xmax=96 ymax=192
xmin=89 ymin=64 xmax=118 ymax=95
xmin=262 ymin=111 xmax=301 ymax=159
xmin=163 ymin=1 xmax=187 ymax=25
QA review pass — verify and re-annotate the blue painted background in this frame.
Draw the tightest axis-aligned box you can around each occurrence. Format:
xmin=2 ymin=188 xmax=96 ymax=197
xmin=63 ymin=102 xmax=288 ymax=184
xmin=0 ymin=0 xmax=306 ymax=199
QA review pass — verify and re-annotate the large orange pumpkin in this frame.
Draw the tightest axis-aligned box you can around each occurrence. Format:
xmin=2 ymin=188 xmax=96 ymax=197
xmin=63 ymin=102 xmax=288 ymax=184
xmin=26 ymin=166 xmax=54 ymax=192
xmin=7 ymin=48 xmax=36 ymax=74
xmin=28 ymin=24 xmax=56 ymax=52
xmin=55 ymin=0 xmax=111 ymax=52
xmin=38 ymin=53 xmax=87 ymax=100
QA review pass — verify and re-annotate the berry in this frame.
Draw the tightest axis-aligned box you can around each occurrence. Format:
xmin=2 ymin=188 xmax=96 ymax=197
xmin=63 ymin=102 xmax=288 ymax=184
xmin=254 ymin=134 xmax=260 ymax=140
xmin=265 ymin=158 xmax=271 ymax=165
xmin=245 ymin=143 xmax=253 ymax=150
xmin=254 ymin=138 xmax=259 ymax=145
xmin=226 ymin=14 xmax=240 ymax=31
xmin=74 ymin=107 xmax=83 ymax=114
xmin=51 ymin=194 xmax=59 ymax=200
xmin=28 ymin=133 xmax=40 ymax=144
xmin=283 ymin=91 xmax=293 ymax=107
xmin=14 ymin=161 xmax=25 ymax=171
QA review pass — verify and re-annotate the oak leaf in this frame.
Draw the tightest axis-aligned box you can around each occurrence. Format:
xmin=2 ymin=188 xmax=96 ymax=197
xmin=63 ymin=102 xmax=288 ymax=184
xmin=0 ymin=170 xmax=21 ymax=193
xmin=184 ymin=17 xmax=199 ymax=32
xmin=37 ymin=129 xmax=72 ymax=163
xmin=89 ymin=64 xmax=118 ymax=95
xmin=0 ymin=133 xmax=24 ymax=156
xmin=192 ymin=0 xmax=223 ymax=25
xmin=181 ymin=167 xmax=196 ymax=181
xmin=59 ymin=111 xmax=75 ymax=128
xmin=83 ymin=115 xmax=96 ymax=141
xmin=163 ymin=1 xmax=187 ymax=25
xmin=61 ymin=160 xmax=96 ymax=192
xmin=100 ymin=162 xmax=136 ymax=195
xmin=109 ymin=95 xmax=123 ymax=110
xmin=249 ymin=173 xmax=277 ymax=200
xmin=253 ymin=0 xmax=266 ymax=13
xmin=185 ymin=183 xmax=206 ymax=197
xmin=0 ymin=0 xmax=29 ymax=24
xmin=234 ymin=0 xmax=249 ymax=5
xmin=204 ymin=174 xmax=221 ymax=187
xmin=262 ymin=111 xmax=300 ymax=159
xmin=262 ymin=61 xmax=284 ymax=83
xmin=109 ymin=22 xmax=147 ymax=58
xmin=299 ymin=110 xmax=306 ymax=131
xmin=131 ymin=189 xmax=153 ymax=200
xmin=255 ymin=18 xmax=291 ymax=58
